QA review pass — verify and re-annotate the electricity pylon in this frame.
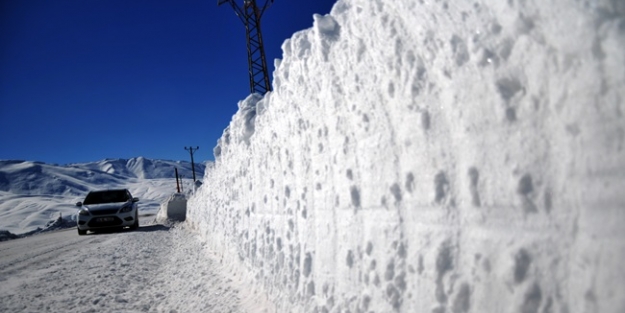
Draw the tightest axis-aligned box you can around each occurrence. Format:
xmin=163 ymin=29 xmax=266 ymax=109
xmin=218 ymin=0 xmax=273 ymax=95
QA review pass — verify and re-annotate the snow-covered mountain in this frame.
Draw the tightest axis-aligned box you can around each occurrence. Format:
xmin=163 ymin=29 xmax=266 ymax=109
xmin=188 ymin=0 xmax=625 ymax=312
xmin=0 ymin=157 xmax=207 ymax=234
xmin=73 ymin=157 xmax=205 ymax=180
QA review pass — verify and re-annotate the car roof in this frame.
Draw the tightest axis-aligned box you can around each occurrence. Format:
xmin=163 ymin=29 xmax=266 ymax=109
xmin=88 ymin=189 xmax=129 ymax=193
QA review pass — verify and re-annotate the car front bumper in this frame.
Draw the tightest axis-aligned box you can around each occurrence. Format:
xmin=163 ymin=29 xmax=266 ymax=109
xmin=77 ymin=210 xmax=137 ymax=231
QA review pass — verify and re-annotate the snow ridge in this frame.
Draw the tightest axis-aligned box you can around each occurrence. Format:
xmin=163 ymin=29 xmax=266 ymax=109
xmin=189 ymin=0 xmax=625 ymax=312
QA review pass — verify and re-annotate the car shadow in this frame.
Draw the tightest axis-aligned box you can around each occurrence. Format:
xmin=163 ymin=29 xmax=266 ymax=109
xmin=88 ymin=224 xmax=170 ymax=235
xmin=135 ymin=224 xmax=171 ymax=232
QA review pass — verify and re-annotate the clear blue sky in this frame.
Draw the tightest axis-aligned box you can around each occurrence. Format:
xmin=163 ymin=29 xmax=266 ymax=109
xmin=0 ymin=0 xmax=337 ymax=164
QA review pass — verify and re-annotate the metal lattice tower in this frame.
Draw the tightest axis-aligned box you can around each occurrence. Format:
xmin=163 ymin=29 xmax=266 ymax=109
xmin=218 ymin=0 xmax=273 ymax=95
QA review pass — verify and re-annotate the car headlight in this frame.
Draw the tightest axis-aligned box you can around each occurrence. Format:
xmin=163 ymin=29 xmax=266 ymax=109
xmin=78 ymin=209 xmax=90 ymax=216
xmin=119 ymin=205 xmax=133 ymax=213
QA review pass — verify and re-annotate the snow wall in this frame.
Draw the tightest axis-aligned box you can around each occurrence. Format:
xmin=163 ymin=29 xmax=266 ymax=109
xmin=188 ymin=0 xmax=625 ymax=312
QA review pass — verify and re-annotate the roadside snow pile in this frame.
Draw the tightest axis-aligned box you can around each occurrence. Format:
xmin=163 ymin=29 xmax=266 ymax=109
xmin=156 ymin=193 xmax=188 ymax=223
xmin=0 ymin=214 xmax=76 ymax=242
xmin=189 ymin=0 xmax=625 ymax=312
xmin=40 ymin=213 xmax=77 ymax=231
xmin=0 ymin=231 xmax=18 ymax=242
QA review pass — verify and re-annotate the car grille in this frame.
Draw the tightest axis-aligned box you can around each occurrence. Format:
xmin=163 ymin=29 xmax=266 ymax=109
xmin=90 ymin=208 xmax=120 ymax=216
xmin=88 ymin=216 xmax=124 ymax=228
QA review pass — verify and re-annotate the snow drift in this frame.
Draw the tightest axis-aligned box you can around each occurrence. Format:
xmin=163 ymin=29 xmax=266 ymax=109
xmin=188 ymin=0 xmax=625 ymax=312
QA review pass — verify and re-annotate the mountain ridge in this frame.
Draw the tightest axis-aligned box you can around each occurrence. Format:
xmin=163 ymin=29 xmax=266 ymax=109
xmin=0 ymin=157 xmax=208 ymax=196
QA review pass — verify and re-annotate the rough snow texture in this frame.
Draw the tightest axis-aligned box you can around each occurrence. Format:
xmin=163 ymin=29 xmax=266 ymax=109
xmin=189 ymin=0 xmax=625 ymax=312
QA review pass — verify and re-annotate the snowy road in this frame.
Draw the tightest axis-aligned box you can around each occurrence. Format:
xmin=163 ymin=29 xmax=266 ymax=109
xmin=0 ymin=222 xmax=252 ymax=313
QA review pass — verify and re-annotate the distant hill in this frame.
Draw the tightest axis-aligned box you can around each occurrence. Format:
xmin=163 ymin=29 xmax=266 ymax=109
xmin=0 ymin=157 xmax=207 ymax=196
xmin=72 ymin=157 xmax=207 ymax=180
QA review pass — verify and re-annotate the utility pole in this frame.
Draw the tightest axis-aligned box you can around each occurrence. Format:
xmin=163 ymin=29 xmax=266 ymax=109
xmin=180 ymin=174 xmax=184 ymax=193
xmin=185 ymin=146 xmax=199 ymax=182
xmin=219 ymin=0 xmax=274 ymax=95
xmin=175 ymin=167 xmax=181 ymax=193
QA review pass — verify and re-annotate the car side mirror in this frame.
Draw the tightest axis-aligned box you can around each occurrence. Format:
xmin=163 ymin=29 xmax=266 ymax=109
xmin=76 ymin=202 xmax=83 ymax=207
xmin=132 ymin=197 xmax=139 ymax=203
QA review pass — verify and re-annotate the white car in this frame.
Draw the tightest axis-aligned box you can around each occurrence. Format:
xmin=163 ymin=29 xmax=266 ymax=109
xmin=76 ymin=189 xmax=139 ymax=235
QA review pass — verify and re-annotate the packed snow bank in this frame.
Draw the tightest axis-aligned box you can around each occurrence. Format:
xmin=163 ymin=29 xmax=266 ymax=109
xmin=189 ymin=0 xmax=625 ymax=312
xmin=156 ymin=193 xmax=188 ymax=223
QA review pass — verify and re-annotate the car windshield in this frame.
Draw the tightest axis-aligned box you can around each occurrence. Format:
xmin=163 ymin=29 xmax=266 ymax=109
xmin=83 ymin=190 xmax=130 ymax=205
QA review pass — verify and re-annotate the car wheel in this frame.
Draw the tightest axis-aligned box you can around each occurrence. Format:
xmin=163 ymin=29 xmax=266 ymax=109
xmin=77 ymin=228 xmax=87 ymax=236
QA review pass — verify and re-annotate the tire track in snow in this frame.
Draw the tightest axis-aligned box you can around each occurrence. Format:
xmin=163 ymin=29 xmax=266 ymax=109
xmin=0 ymin=224 xmax=249 ymax=313
xmin=0 ymin=230 xmax=87 ymax=278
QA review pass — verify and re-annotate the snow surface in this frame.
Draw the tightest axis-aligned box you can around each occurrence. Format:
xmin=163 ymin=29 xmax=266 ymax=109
xmin=0 ymin=224 xmax=272 ymax=313
xmin=188 ymin=0 xmax=625 ymax=312
xmin=0 ymin=157 xmax=206 ymax=234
